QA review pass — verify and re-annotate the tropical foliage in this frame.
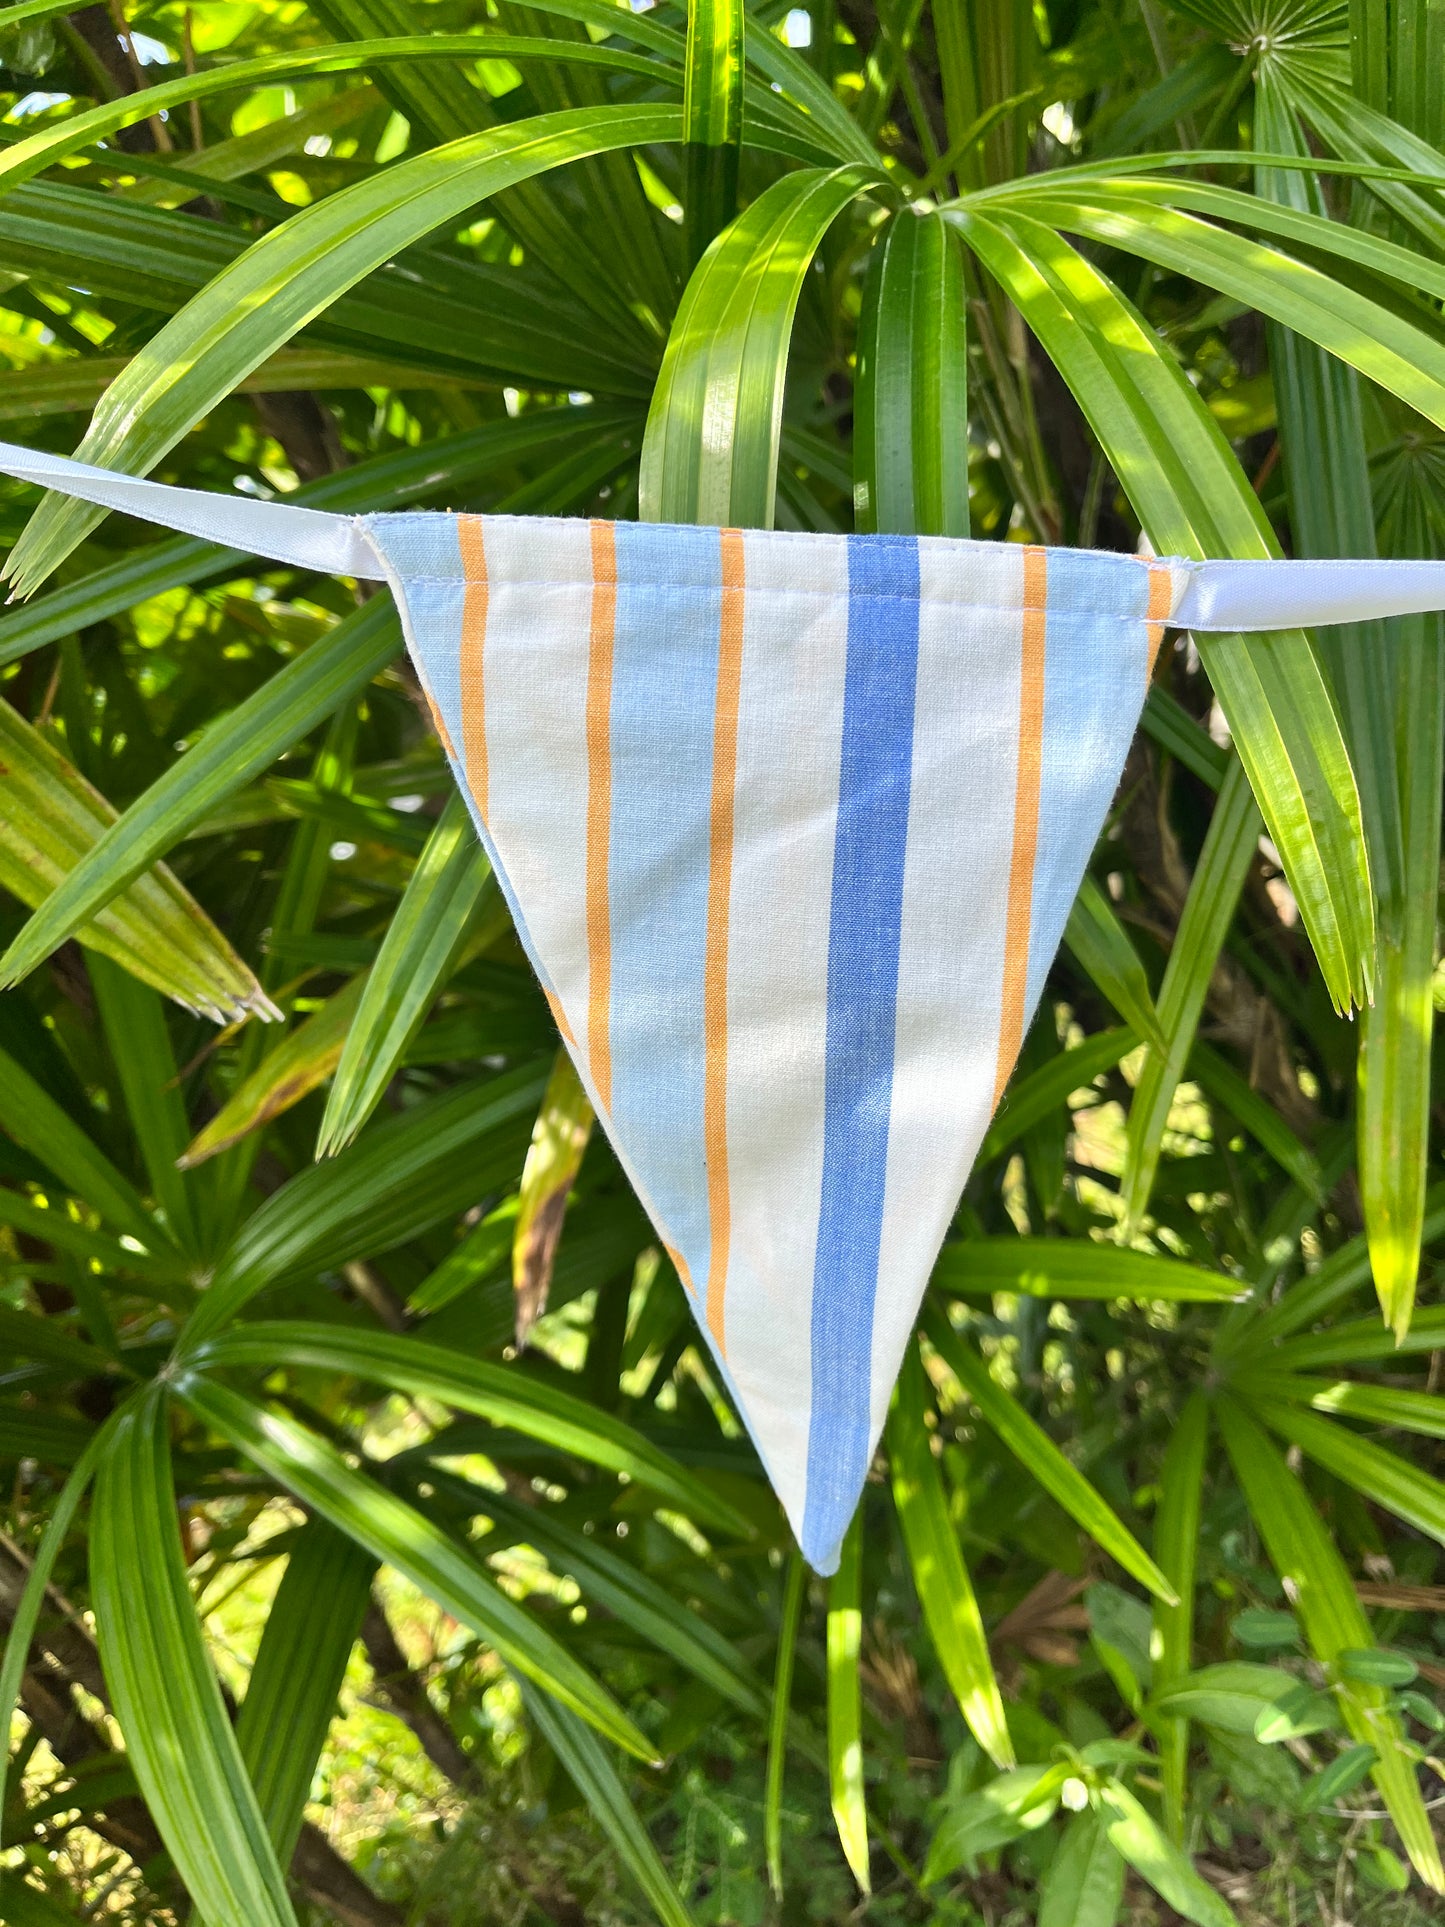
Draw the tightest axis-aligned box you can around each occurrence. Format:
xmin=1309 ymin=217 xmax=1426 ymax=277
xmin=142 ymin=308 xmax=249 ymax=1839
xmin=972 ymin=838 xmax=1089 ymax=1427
xmin=0 ymin=0 xmax=1443 ymax=1920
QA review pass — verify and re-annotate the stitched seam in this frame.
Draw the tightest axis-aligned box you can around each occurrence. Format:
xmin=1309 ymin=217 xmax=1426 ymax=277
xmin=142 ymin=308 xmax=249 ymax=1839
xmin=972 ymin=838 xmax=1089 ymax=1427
xmin=361 ymin=516 xmax=1197 ymax=604
xmin=366 ymin=510 xmax=1188 ymax=562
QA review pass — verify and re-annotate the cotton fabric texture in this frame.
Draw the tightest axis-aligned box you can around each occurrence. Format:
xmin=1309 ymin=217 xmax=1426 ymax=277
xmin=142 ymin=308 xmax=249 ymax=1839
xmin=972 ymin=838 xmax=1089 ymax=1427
xmin=7 ymin=439 xmax=1445 ymax=1572
xmin=364 ymin=514 xmax=1187 ymax=1571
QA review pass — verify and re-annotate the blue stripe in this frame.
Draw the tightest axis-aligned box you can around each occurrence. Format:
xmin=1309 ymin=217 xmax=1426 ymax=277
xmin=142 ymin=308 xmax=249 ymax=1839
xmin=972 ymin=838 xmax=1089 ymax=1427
xmin=803 ymin=535 xmax=921 ymax=1572
xmin=605 ymin=521 xmax=722 ymax=1289
xmin=1024 ymin=552 xmax=1153 ymax=1015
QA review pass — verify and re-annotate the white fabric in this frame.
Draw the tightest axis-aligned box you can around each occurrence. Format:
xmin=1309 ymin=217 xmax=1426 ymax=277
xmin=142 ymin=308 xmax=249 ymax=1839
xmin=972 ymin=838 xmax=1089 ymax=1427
xmin=1175 ymin=556 xmax=1445 ymax=631
xmin=720 ymin=529 xmax=851 ymax=1531
xmin=870 ymin=541 xmax=1024 ymax=1442
xmin=0 ymin=438 xmax=384 ymax=583
xmin=479 ymin=518 xmax=596 ymax=1025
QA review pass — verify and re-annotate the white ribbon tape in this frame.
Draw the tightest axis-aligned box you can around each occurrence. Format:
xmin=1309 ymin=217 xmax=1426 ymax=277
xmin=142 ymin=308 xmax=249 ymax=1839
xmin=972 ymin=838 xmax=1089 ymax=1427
xmin=3 ymin=439 xmax=1445 ymax=632
xmin=0 ymin=439 xmax=386 ymax=583
xmin=1176 ymin=556 xmax=1445 ymax=631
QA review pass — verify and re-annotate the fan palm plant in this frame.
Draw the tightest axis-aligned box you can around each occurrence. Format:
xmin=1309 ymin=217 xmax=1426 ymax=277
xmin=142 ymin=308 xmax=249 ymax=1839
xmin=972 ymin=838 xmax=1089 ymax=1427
xmin=1 ymin=0 xmax=1443 ymax=1920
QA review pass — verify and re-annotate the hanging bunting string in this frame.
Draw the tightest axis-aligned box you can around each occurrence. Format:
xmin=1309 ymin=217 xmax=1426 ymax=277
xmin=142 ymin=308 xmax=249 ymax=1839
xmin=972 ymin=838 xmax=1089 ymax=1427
xmin=6 ymin=440 xmax=1445 ymax=631
xmin=5 ymin=439 xmax=1445 ymax=1570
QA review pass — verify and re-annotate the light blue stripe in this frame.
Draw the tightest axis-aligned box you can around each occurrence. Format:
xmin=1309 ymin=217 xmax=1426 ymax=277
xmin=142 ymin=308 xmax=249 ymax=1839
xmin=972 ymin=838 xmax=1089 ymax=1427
xmin=1025 ymin=551 xmax=1153 ymax=1016
xmin=366 ymin=513 xmax=469 ymax=752
xmin=803 ymin=534 xmax=921 ymax=1574
xmin=364 ymin=513 xmax=555 ymax=995
xmin=605 ymin=521 xmax=722 ymax=1292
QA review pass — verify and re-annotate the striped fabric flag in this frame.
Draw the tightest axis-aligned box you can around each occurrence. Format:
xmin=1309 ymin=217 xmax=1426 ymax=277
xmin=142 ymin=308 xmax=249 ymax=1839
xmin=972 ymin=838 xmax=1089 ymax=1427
xmin=364 ymin=512 xmax=1189 ymax=1573
xmin=8 ymin=438 xmax=1445 ymax=1571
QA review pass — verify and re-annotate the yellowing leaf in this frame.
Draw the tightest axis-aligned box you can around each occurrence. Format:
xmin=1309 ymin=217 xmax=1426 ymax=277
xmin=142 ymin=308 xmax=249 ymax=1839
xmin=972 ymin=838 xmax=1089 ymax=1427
xmin=513 ymin=1045 xmax=595 ymax=1345
xmin=0 ymin=699 xmax=272 ymax=1023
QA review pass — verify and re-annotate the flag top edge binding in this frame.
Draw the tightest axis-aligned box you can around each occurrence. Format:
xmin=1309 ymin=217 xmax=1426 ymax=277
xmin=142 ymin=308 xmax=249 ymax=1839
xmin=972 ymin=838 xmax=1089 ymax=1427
xmin=6 ymin=438 xmax=1445 ymax=630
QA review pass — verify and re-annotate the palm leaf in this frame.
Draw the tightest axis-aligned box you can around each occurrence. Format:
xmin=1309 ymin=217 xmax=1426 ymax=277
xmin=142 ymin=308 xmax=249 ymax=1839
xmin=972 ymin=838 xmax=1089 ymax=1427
xmin=0 ymin=598 xmax=401 ymax=994
xmin=889 ymin=1343 xmax=1013 ymax=1765
xmin=683 ymin=0 xmax=745 ymax=268
xmin=6 ymin=106 xmax=686 ymax=594
xmin=825 ymin=1510 xmax=870 ymax=1891
xmin=641 ymin=165 xmax=885 ymax=526
xmin=89 ymin=1389 xmax=299 ymax=1927
xmin=854 ymin=206 xmax=969 ymax=537
xmin=521 ymin=1682 xmax=695 ymax=1926
xmin=318 ymin=791 xmax=495 ymax=1154
xmin=0 ymin=700 xmax=272 ymax=1021
xmin=1218 ymin=1396 xmax=1443 ymax=1891
xmin=234 ymin=1521 xmax=376 ymax=1863
xmin=176 ymin=1375 xmax=656 ymax=1761
xmin=189 ymin=1320 xmax=754 ymax=1538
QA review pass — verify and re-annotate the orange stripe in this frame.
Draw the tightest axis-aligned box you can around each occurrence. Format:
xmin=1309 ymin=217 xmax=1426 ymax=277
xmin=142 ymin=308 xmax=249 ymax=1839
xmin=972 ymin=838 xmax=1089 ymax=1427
xmin=704 ymin=530 xmax=746 ymax=1350
xmin=585 ymin=522 xmax=617 ymax=1111
xmin=1145 ymin=561 xmax=1171 ymax=679
xmin=664 ymin=1242 xmax=695 ymax=1296
xmin=418 ymin=678 xmax=455 ymax=761
xmin=544 ymin=989 xmax=577 ymax=1050
xmin=457 ymin=516 xmax=488 ymax=807
xmin=992 ymin=546 xmax=1048 ymax=1110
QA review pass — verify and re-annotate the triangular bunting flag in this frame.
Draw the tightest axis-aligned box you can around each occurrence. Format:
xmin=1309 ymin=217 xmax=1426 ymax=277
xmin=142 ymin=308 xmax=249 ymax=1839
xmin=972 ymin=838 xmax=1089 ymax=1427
xmin=365 ymin=513 xmax=1186 ymax=1570
xmin=7 ymin=440 xmax=1445 ymax=1571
